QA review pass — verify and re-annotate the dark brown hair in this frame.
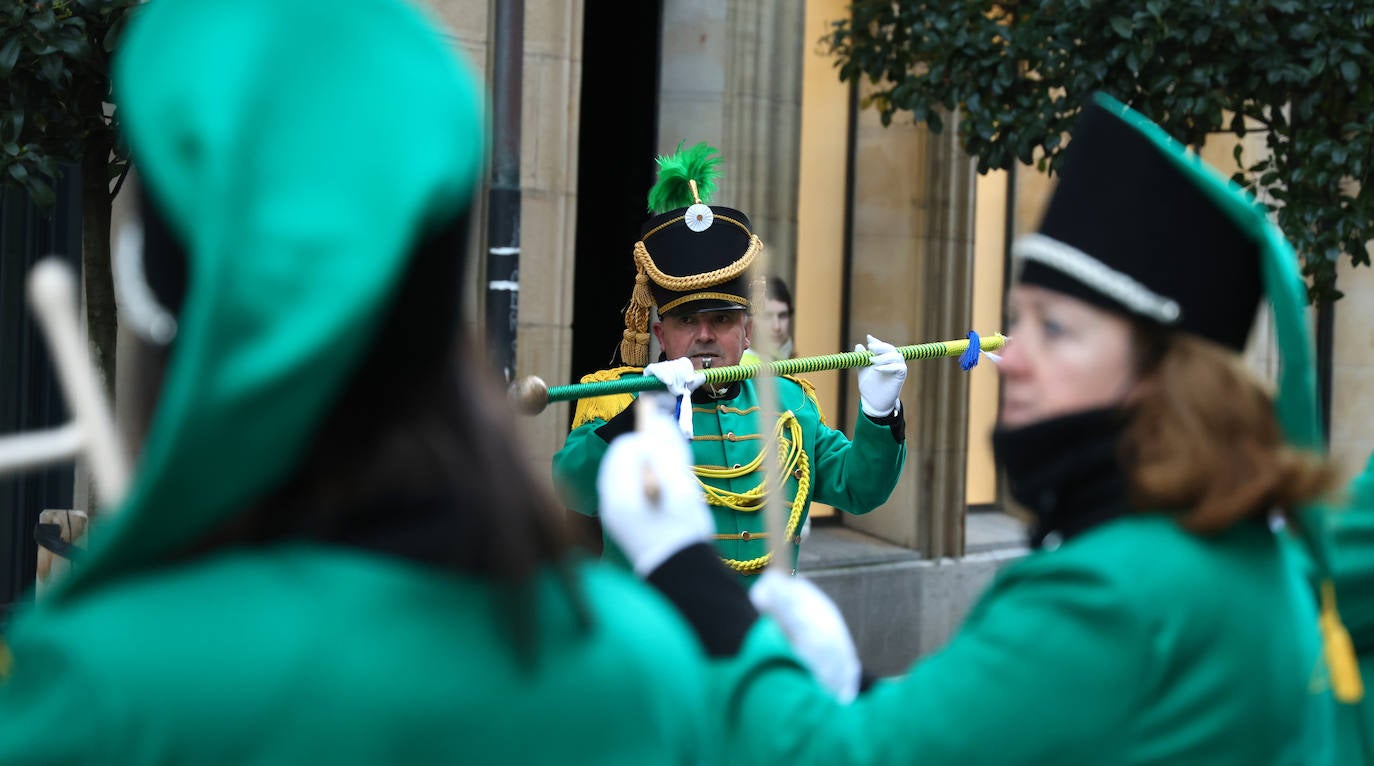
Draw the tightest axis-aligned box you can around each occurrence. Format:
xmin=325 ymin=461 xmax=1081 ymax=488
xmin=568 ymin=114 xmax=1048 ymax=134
xmin=1120 ymin=327 xmax=1334 ymax=532
xmin=140 ymin=198 xmax=584 ymax=651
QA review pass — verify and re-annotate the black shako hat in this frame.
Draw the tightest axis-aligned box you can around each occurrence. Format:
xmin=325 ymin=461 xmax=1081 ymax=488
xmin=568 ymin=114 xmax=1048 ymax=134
xmin=638 ymin=204 xmax=757 ymax=315
xmin=1013 ymin=95 xmax=1262 ymax=351
xmin=620 ymin=142 xmax=762 ymax=366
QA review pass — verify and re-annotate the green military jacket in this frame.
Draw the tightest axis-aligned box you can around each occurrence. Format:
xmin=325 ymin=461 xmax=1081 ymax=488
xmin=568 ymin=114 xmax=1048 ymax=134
xmin=0 ymin=546 xmax=721 ymax=765
xmin=1324 ymin=451 xmax=1374 ymax=764
xmin=711 ymin=514 xmax=1333 ymax=765
xmin=552 ymin=369 xmax=905 ymax=579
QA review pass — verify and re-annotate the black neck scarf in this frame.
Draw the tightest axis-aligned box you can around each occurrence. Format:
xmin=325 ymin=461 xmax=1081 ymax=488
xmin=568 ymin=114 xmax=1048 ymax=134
xmin=992 ymin=407 xmax=1133 ymax=549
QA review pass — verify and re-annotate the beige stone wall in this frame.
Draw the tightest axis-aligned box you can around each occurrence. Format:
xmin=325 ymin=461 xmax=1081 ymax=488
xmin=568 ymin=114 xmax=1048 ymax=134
xmin=1332 ymin=250 xmax=1374 ymax=483
xmin=838 ymin=97 xmax=978 ymax=556
xmin=839 ymin=103 xmax=928 ymax=549
xmin=659 ymin=0 xmax=804 ymax=288
xmin=794 ymin=0 xmax=850 ymax=517
xmin=966 ymin=170 xmax=1007 ymax=506
xmin=424 ymin=0 xmax=582 ymax=478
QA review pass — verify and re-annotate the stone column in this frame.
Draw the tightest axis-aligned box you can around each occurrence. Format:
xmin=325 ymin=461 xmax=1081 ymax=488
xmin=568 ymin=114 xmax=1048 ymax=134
xmin=659 ymin=0 xmax=804 ymax=287
xmin=913 ymin=118 xmax=977 ymax=559
xmin=842 ymin=101 xmax=977 ymax=558
xmin=427 ymin=0 xmax=583 ymax=478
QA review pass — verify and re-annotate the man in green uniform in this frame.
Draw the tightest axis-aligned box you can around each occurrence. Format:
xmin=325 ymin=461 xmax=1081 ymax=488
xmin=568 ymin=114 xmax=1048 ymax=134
xmin=552 ymin=143 xmax=906 ymax=580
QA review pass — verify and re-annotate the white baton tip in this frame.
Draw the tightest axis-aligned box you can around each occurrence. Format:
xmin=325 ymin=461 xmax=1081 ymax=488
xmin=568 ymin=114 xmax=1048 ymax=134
xmin=28 ymin=259 xmax=77 ymax=309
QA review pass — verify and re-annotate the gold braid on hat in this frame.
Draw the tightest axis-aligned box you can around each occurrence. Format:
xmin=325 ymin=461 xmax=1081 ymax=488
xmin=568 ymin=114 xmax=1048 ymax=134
xmin=620 ymin=218 xmax=763 ymax=366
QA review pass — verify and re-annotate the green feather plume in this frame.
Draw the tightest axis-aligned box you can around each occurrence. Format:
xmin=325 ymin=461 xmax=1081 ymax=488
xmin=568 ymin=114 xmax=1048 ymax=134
xmin=647 ymin=141 xmax=721 ymax=214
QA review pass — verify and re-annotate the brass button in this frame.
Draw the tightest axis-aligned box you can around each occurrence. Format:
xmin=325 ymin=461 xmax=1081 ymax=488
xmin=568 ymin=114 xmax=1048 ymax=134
xmin=741 ymin=531 xmax=751 ymax=541
xmin=732 ymin=463 xmax=742 ymax=469
xmin=725 ymin=432 xmax=735 ymax=441
xmin=792 ymin=468 xmax=803 ymax=479
xmin=718 ymin=404 xmax=727 ymax=412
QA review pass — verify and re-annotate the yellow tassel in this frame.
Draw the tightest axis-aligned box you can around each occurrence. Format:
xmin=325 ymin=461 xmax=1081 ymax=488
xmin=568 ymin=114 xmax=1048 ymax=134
xmin=0 ymin=638 xmax=11 ymax=679
xmin=1319 ymin=579 xmax=1365 ymax=703
xmin=784 ymin=374 xmax=828 ymax=427
xmin=570 ymin=366 xmax=643 ymax=429
xmin=620 ymin=268 xmax=653 ymax=366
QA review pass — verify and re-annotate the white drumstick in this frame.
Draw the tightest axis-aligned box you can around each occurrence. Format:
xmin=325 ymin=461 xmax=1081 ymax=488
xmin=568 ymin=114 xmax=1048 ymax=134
xmin=0 ymin=423 xmax=83 ymax=477
xmin=26 ymin=259 xmax=131 ymax=507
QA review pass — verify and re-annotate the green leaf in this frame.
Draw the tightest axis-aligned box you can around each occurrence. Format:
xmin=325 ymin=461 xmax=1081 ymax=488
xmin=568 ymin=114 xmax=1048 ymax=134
xmin=38 ymin=54 xmax=65 ymax=86
xmin=1289 ymin=22 xmax=1316 ymax=41
xmin=1230 ymin=111 xmax=1247 ymax=139
xmin=1340 ymin=60 xmax=1360 ymax=84
xmin=1109 ymin=16 xmax=1133 ymax=38
xmin=27 ymin=175 xmax=55 ymax=207
xmin=7 ymin=162 xmax=28 ymax=182
xmin=31 ymin=10 xmax=56 ymax=35
xmin=0 ymin=35 xmax=21 ymax=76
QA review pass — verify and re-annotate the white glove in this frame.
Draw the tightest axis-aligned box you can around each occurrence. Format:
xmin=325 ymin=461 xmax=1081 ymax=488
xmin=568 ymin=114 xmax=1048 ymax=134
xmin=597 ymin=399 xmax=715 ymax=576
xmin=856 ymin=334 xmax=906 ymax=418
xmin=643 ymin=357 xmax=705 ymax=437
xmin=643 ymin=357 xmax=705 ymax=396
xmin=749 ymin=569 xmax=861 ymax=703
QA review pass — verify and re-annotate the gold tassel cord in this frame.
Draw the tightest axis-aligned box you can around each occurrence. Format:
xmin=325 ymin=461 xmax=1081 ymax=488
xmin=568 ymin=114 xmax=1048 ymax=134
xmin=569 ymin=366 xmax=643 ymax=429
xmin=632 ymin=233 xmax=762 ymax=292
xmin=693 ymin=412 xmax=810 ymax=574
xmin=1319 ymin=579 xmax=1365 ymax=703
xmin=620 ymin=270 xmax=654 ymax=367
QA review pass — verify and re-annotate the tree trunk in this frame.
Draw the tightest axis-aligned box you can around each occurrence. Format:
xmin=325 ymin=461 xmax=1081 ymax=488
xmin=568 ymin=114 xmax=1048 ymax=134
xmin=79 ymin=143 xmax=117 ymax=402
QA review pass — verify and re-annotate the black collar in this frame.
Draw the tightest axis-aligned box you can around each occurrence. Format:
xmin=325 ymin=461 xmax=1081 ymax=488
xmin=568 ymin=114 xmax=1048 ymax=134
xmin=992 ymin=407 xmax=1133 ymax=548
xmin=691 ymin=380 xmax=741 ymax=403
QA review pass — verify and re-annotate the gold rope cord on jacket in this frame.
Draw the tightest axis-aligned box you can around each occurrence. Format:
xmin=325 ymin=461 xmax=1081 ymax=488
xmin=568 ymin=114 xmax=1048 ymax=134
xmin=618 ymin=227 xmax=763 ymax=366
xmin=692 ymin=411 xmax=809 ymax=574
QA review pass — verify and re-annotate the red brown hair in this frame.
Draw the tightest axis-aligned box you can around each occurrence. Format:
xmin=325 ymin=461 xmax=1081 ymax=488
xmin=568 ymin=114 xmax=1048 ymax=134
xmin=1120 ymin=330 xmax=1334 ymax=532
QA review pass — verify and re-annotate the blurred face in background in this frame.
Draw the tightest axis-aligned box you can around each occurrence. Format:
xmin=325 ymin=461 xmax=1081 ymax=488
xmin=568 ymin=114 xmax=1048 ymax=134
xmin=761 ymin=297 xmax=791 ymax=350
xmin=997 ymin=284 xmax=1139 ymax=428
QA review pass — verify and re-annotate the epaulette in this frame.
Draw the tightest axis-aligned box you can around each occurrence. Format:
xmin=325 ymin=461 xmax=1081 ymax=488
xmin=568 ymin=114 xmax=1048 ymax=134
xmin=570 ymin=366 xmax=643 ymax=430
xmin=782 ymin=374 xmax=828 ymax=427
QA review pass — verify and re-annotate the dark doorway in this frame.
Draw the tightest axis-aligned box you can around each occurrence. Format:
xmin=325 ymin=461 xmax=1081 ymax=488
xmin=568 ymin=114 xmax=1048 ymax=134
xmin=566 ymin=0 xmax=663 ymax=552
xmin=571 ymin=0 xmax=662 ymax=393
xmin=0 ymin=173 xmax=81 ymax=619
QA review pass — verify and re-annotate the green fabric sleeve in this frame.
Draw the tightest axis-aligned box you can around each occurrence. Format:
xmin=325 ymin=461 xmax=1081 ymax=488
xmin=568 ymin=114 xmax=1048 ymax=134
xmin=715 ymin=558 xmax=1144 ymax=765
xmin=551 ymin=420 xmax=611 ymax=516
xmin=1327 ymin=454 xmax=1374 ymax=764
xmin=807 ymin=411 xmax=907 ymax=515
xmin=0 ymin=636 xmax=129 ymax=763
xmin=1334 ymin=453 xmax=1374 ymax=653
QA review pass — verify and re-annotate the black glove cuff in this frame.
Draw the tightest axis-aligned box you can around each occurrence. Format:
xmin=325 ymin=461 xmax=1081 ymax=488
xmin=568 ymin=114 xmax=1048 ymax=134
xmin=647 ymin=543 xmax=759 ymax=656
xmin=859 ymin=671 xmax=879 ymax=694
xmin=594 ymin=400 xmax=639 ymax=443
xmin=864 ymin=400 xmax=905 ymax=442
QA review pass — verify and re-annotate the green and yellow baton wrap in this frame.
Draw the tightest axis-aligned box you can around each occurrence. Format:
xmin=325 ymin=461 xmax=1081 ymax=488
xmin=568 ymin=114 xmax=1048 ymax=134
xmin=511 ymin=332 xmax=1008 ymax=415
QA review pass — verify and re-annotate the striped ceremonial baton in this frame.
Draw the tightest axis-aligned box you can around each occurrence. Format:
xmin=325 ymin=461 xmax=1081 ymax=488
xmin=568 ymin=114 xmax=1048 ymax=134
xmin=510 ymin=331 xmax=1008 ymax=415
